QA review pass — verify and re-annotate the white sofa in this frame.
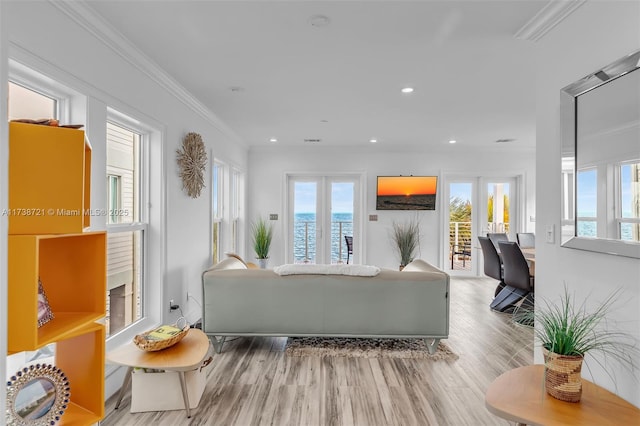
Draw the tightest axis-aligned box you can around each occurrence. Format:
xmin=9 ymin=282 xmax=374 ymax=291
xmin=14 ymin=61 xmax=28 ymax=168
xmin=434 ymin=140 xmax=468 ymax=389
xmin=201 ymin=258 xmax=450 ymax=354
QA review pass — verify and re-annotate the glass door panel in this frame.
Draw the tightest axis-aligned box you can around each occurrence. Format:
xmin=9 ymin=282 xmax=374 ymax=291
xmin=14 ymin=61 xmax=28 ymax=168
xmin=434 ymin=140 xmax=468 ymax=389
xmin=293 ymin=181 xmax=317 ymax=263
xmin=486 ymin=182 xmax=511 ymax=235
xmin=330 ymin=181 xmax=354 ymax=264
xmin=449 ymin=182 xmax=473 ymax=272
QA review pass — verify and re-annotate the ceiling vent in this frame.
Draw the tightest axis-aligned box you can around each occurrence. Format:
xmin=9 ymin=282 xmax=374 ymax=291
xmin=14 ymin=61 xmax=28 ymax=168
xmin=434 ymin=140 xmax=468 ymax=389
xmin=495 ymin=138 xmax=516 ymax=143
xmin=304 ymin=138 xmax=322 ymax=143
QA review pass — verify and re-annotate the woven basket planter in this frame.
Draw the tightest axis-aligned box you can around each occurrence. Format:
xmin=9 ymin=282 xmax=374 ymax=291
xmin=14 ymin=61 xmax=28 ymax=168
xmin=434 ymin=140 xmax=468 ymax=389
xmin=543 ymin=348 xmax=584 ymax=402
xmin=133 ymin=319 xmax=190 ymax=352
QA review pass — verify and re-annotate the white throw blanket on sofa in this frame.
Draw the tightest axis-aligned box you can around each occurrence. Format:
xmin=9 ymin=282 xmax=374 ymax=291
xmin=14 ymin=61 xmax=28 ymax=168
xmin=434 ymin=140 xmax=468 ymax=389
xmin=273 ymin=263 xmax=380 ymax=277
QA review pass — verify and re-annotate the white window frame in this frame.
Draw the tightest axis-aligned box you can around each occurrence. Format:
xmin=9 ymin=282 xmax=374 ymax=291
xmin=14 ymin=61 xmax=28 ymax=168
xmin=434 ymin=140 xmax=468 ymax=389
xmin=230 ymin=168 xmax=241 ymax=254
xmin=211 ymin=160 xmax=225 ymax=263
xmin=9 ymin=60 xmax=74 ymax=122
xmin=101 ymin=112 xmax=163 ymax=356
xmin=105 ymin=116 xmax=149 ymax=339
xmin=616 ymin=160 xmax=640 ymax=241
xmin=106 ymin=174 xmax=122 ymax=225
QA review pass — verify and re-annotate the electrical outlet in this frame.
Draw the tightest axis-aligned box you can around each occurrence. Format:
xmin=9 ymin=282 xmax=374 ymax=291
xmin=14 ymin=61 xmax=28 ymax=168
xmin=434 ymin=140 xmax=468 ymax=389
xmin=169 ymin=299 xmax=179 ymax=311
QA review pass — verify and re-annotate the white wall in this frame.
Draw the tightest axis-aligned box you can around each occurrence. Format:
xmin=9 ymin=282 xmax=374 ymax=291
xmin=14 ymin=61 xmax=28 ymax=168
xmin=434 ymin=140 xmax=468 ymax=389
xmin=248 ymin=144 xmax=535 ymax=270
xmin=535 ymin=1 xmax=640 ymax=406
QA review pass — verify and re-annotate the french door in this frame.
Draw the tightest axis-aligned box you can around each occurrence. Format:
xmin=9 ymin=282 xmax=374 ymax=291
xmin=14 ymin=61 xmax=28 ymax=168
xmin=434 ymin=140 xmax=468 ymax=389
xmin=287 ymin=174 xmax=362 ymax=264
xmin=444 ymin=176 xmax=519 ymax=275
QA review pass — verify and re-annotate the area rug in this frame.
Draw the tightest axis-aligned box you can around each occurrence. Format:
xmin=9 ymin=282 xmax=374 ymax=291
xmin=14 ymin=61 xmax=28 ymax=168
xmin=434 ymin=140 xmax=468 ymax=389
xmin=284 ymin=337 xmax=458 ymax=360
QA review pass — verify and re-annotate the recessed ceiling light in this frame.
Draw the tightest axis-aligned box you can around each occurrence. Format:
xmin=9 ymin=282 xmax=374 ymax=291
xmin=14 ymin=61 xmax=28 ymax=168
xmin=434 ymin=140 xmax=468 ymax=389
xmin=449 ymin=140 xmax=457 ymax=144
xmin=269 ymin=138 xmax=278 ymax=143
xmin=401 ymin=87 xmax=414 ymax=93
xmin=370 ymin=139 xmax=378 ymax=143
xmin=309 ymin=15 xmax=331 ymax=28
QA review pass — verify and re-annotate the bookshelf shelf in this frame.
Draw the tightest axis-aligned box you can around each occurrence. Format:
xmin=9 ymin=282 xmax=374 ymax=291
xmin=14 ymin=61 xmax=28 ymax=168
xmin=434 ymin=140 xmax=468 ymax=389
xmin=8 ymin=232 xmax=106 ymax=352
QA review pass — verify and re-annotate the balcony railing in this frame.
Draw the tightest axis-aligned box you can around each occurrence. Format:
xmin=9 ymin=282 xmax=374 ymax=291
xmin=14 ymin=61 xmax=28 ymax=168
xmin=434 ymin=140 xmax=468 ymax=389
xmin=449 ymin=221 xmax=510 ymax=270
xmin=294 ymin=220 xmax=353 ymax=264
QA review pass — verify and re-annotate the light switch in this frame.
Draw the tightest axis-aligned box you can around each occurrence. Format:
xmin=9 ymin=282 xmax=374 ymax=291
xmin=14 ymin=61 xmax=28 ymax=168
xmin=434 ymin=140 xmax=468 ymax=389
xmin=369 ymin=214 xmax=378 ymax=221
xmin=269 ymin=214 xmax=278 ymax=220
xmin=546 ymin=224 xmax=555 ymax=244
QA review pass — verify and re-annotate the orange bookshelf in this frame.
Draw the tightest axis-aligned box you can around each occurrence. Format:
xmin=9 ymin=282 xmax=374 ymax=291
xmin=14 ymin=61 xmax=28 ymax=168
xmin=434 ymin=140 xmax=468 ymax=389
xmin=8 ymin=122 xmax=91 ymax=234
xmin=7 ymin=123 xmax=106 ymax=424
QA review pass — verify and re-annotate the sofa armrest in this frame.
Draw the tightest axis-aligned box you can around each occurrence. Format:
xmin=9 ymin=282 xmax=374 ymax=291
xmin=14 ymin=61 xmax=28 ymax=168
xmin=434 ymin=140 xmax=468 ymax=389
xmin=203 ymin=256 xmax=248 ymax=275
xmin=401 ymin=259 xmax=444 ymax=273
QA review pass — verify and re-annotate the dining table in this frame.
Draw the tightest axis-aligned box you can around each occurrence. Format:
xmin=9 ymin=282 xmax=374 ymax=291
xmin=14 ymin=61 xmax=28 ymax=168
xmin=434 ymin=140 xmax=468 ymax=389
xmin=520 ymin=248 xmax=535 ymax=276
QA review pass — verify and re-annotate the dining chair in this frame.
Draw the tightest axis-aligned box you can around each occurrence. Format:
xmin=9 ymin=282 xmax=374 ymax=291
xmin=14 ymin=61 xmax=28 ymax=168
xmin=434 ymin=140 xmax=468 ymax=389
xmin=491 ymin=241 xmax=534 ymax=312
xmin=451 ymin=239 xmax=472 ymax=269
xmin=344 ymin=236 xmax=353 ymax=264
xmin=487 ymin=233 xmax=509 ymax=252
xmin=478 ymin=236 xmax=505 ymax=297
xmin=516 ymin=232 xmax=535 ymax=249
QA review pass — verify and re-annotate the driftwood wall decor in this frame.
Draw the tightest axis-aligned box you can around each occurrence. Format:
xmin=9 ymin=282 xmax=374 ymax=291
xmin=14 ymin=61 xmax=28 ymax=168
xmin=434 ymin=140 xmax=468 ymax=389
xmin=176 ymin=132 xmax=207 ymax=198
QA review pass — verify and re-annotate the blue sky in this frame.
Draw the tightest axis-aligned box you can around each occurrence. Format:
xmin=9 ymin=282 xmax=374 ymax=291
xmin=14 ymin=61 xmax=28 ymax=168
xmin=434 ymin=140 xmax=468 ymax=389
xmin=450 ymin=183 xmax=472 ymax=203
xmin=576 ymin=165 xmax=635 ymax=217
xmin=294 ymin=182 xmax=354 ymax=213
xmin=577 ymin=169 xmax=597 ymax=217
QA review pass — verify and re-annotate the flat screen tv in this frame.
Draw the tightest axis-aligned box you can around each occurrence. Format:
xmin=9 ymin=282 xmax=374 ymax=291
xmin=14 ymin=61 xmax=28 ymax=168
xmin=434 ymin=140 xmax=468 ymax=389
xmin=376 ymin=176 xmax=437 ymax=210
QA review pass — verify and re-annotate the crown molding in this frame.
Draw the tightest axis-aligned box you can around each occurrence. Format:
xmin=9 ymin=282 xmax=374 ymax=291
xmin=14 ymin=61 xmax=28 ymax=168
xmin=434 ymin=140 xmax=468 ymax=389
xmin=514 ymin=0 xmax=587 ymax=42
xmin=49 ymin=0 xmax=247 ymax=148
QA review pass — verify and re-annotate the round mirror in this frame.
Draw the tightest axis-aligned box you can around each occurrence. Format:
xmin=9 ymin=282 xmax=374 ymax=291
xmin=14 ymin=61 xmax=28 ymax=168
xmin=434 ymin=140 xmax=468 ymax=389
xmin=6 ymin=363 xmax=70 ymax=426
xmin=14 ymin=378 xmax=56 ymax=420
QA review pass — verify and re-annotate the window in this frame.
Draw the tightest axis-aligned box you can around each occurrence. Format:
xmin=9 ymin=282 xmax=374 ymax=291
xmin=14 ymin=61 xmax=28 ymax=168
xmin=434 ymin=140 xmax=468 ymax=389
xmin=619 ymin=161 xmax=640 ymax=242
xmin=212 ymin=161 xmax=224 ymax=264
xmin=230 ymin=168 xmax=241 ymax=254
xmin=8 ymin=81 xmax=58 ymax=120
xmin=107 ymin=174 xmax=122 ymax=225
xmin=576 ymin=168 xmax=597 ymax=237
xmin=106 ymin=120 xmax=146 ymax=337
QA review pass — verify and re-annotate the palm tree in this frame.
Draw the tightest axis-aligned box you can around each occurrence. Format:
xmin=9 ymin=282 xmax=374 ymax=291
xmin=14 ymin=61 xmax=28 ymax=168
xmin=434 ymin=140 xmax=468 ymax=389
xmin=449 ymin=196 xmax=472 ymax=244
xmin=487 ymin=194 xmax=510 ymax=224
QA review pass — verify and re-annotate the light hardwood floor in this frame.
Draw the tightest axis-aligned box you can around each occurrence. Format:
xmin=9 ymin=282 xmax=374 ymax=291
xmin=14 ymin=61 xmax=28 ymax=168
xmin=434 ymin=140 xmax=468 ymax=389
xmin=102 ymin=276 xmax=533 ymax=425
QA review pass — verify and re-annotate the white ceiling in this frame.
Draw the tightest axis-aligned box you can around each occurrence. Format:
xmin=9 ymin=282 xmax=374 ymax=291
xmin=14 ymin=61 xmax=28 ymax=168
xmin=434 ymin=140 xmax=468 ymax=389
xmin=87 ymin=0 xmax=546 ymax=150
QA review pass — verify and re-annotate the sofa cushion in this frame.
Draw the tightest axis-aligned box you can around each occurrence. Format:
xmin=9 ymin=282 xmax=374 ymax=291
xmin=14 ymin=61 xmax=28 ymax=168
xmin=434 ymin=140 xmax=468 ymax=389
xmin=273 ymin=263 xmax=380 ymax=276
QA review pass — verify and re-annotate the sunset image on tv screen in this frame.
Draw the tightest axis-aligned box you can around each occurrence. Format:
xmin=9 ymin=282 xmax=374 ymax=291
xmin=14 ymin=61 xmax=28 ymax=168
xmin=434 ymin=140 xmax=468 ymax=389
xmin=376 ymin=176 xmax=437 ymax=210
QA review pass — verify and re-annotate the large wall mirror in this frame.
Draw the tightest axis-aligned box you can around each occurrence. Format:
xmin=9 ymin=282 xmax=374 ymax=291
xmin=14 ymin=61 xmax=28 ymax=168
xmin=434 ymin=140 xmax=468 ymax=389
xmin=561 ymin=49 xmax=640 ymax=259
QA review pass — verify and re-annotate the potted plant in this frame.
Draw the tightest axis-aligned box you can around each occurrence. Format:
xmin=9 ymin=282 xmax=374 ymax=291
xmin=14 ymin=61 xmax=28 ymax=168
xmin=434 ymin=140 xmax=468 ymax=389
xmin=251 ymin=217 xmax=273 ymax=268
xmin=391 ymin=217 xmax=420 ymax=270
xmin=515 ymin=288 xmax=639 ymax=403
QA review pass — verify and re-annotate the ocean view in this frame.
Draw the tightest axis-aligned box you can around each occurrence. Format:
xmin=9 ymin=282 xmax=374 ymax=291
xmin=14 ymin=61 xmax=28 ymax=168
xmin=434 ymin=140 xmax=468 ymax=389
xmin=294 ymin=212 xmax=353 ymax=263
xmin=578 ymin=221 xmax=635 ymax=241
